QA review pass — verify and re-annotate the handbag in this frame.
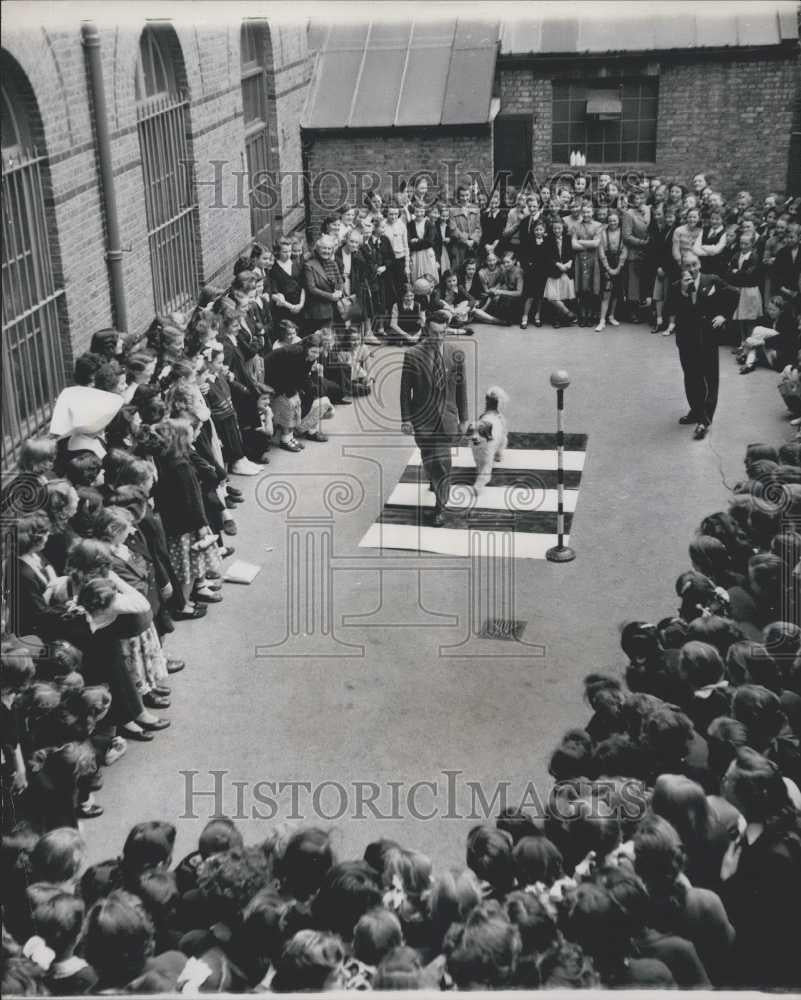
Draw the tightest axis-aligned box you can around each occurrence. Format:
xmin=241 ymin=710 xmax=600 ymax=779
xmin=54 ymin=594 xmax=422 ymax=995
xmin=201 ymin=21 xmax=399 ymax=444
xmin=336 ymin=294 xmax=362 ymax=323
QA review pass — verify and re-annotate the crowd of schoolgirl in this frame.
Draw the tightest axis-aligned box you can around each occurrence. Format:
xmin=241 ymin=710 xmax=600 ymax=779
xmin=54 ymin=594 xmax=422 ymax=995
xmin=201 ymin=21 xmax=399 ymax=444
xmin=1 ymin=168 xmax=801 ymax=994
xmin=2 ymin=426 xmax=801 ymax=993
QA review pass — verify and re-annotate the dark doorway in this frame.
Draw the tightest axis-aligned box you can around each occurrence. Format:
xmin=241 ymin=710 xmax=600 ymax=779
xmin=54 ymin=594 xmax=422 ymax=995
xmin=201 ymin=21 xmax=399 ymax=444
xmin=493 ymin=115 xmax=533 ymax=202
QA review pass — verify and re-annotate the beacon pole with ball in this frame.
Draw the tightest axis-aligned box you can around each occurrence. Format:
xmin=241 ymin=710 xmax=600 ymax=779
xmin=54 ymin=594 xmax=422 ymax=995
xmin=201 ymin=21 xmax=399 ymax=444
xmin=546 ymin=369 xmax=576 ymax=563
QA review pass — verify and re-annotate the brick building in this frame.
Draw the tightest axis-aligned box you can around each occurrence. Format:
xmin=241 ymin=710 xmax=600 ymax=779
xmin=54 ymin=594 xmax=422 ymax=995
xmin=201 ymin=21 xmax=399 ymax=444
xmin=301 ymin=8 xmax=799 ymax=219
xmin=2 ymin=5 xmax=799 ymax=466
xmin=1 ymin=8 xmax=311 ymax=467
xmin=494 ymin=6 xmax=800 ymax=200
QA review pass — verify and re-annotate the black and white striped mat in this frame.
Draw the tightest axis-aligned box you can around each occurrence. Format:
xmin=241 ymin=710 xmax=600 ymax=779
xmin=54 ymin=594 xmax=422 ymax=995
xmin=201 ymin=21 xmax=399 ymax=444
xmin=359 ymin=432 xmax=588 ymax=559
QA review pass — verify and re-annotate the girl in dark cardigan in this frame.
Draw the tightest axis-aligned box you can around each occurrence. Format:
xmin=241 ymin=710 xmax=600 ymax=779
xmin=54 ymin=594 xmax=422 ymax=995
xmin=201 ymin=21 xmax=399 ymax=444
xmin=267 ymin=330 xmax=334 ymax=451
xmin=270 ymin=235 xmax=306 ymax=327
xmin=151 ymin=418 xmax=221 ymax=609
xmin=542 ymin=217 xmax=577 ymax=327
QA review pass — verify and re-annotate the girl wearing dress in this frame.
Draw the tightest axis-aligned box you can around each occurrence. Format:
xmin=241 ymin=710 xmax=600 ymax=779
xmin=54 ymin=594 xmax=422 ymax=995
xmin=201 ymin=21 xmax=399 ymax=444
xmin=407 ymin=203 xmax=438 ymax=284
xmin=543 ymin=217 xmax=577 ymax=327
xmin=480 ymin=190 xmax=506 ymax=257
xmin=519 ymin=218 xmax=551 ymax=329
xmin=571 ymin=204 xmax=602 ymax=327
xmin=459 ymin=258 xmax=484 ymax=301
xmin=430 ymin=203 xmax=452 ymax=277
xmin=387 ymin=284 xmax=423 ymax=345
xmin=696 ymin=210 xmax=728 ymax=276
xmin=151 ymin=418 xmax=222 ymax=610
xmin=649 ymin=207 xmax=678 ymax=334
xmin=433 ymin=271 xmax=504 ymax=327
xmin=622 ymin=190 xmax=651 ymax=321
xmin=726 ymin=232 xmax=763 ymax=347
xmin=94 ymin=506 xmax=170 ymax=705
xmin=360 ymin=217 xmax=394 ymax=339
xmin=596 ymin=211 xmax=628 ymax=332
xmin=739 ymin=295 xmax=799 ymax=374
xmin=761 ymin=215 xmax=788 ymax=303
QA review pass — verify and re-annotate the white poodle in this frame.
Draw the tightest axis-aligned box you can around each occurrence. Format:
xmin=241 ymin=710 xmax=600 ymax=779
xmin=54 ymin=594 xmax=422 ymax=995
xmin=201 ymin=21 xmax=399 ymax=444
xmin=468 ymin=386 xmax=509 ymax=491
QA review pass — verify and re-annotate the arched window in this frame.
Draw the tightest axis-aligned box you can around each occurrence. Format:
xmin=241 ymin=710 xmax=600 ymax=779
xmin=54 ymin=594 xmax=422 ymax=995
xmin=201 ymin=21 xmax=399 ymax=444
xmin=1 ymin=51 xmax=67 ymax=470
xmin=136 ymin=25 xmax=200 ymax=313
xmin=135 ymin=26 xmax=177 ymax=101
xmin=241 ymin=20 xmax=277 ymax=239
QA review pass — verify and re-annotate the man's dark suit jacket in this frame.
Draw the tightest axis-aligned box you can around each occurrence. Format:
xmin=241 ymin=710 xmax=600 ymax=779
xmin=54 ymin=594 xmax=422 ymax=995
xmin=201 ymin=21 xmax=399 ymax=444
xmin=400 ymin=339 xmax=468 ymax=436
xmin=668 ymin=273 xmax=738 ymax=347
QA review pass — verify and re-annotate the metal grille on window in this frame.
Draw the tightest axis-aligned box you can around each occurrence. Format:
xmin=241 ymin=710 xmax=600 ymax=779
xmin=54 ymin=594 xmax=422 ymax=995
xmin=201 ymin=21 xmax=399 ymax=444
xmin=137 ymin=93 xmax=199 ymax=315
xmin=1 ymin=148 xmax=67 ymax=471
xmin=241 ymin=21 xmax=274 ymax=240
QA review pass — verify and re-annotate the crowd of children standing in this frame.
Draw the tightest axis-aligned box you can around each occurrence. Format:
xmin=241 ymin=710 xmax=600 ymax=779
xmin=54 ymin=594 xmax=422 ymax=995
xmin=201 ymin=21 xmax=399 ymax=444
xmin=1 ymin=166 xmax=800 ymax=994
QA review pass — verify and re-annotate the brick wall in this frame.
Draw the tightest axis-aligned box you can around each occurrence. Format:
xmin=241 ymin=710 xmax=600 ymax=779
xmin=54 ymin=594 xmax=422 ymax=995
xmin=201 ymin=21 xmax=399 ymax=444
xmin=656 ymin=54 xmax=797 ymax=198
xmin=497 ymin=49 xmax=798 ymax=199
xmin=302 ymin=127 xmax=494 ymax=238
xmin=2 ymin=17 xmax=312 ymax=361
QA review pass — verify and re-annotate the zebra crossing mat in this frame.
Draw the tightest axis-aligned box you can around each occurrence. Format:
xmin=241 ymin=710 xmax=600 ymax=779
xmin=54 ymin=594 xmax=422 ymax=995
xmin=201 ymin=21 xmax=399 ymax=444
xmin=359 ymin=432 xmax=588 ymax=559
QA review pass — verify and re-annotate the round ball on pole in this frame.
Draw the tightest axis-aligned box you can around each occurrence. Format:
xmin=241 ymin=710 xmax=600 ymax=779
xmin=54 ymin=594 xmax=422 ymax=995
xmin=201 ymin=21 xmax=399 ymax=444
xmin=546 ymin=367 xmax=576 ymax=563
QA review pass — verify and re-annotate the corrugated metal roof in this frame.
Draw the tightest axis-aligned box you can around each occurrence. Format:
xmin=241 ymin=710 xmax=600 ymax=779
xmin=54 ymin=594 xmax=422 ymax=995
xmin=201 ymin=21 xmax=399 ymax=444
xmin=500 ymin=7 xmax=798 ymax=54
xmin=302 ymin=18 xmax=500 ymax=130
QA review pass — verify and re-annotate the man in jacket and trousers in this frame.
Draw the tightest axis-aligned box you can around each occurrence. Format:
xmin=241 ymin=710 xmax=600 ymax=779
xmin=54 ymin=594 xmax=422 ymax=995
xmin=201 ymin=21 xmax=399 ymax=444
xmin=667 ymin=251 xmax=738 ymax=440
xmin=400 ymin=310 xmax=469 ymax=526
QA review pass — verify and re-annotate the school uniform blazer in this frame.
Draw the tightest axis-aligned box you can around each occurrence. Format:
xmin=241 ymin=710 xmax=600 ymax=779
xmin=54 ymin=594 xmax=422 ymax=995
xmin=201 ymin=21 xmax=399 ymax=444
xmin=724 ymin=248 xmax=762 ymax=288
xmin=480 ymin=209 xmax=507 ymax=248
xmin=361 ymin=235 xmax=394 ymax=279
xmin=400 ymin=340 xmax=468 ymax=436
xmin=546 ymin=232 xmax=574 ymax=277
xmin=773 ymin=244 xmax=801 ymax=297
xmin=153 ymin=455 xmax=207 ymax=537
xmin=407 ymin=218 xmax=435 ymax=253
xmin=431 ymin=221 xmax=450 ymax=261
xmin=303 ymin=255 xmax=343 ymax=322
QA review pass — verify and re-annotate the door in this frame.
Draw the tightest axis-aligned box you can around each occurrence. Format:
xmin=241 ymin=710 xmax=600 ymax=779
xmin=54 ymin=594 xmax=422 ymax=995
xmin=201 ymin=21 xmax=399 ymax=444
xmin=493 ymin=115 xmax=533 ymax=200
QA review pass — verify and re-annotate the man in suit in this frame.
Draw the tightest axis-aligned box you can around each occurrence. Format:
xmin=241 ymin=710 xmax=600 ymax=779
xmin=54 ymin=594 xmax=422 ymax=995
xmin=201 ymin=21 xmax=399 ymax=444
xmin=400 ymin=310 xmax=469 ymax=526
xmin=666 ymin=251 xmax=738 ymax=440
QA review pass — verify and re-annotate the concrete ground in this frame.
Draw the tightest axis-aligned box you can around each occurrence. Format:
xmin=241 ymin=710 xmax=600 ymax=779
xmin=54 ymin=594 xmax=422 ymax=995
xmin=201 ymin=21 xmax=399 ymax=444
xmin=85 ymin=322 xmax=791 ymax=870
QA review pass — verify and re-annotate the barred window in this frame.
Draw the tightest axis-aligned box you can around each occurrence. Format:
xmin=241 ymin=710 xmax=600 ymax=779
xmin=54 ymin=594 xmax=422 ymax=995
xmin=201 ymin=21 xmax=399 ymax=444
xmin=552 ymin=80 xmax=658 ymax=164
xmin=136 ymin=27 xmax=200 ymax=314
xmin=241 ymin=20 xmax=274 ymax=239
xmin=1 ymin=54 xmax=66 ymax=470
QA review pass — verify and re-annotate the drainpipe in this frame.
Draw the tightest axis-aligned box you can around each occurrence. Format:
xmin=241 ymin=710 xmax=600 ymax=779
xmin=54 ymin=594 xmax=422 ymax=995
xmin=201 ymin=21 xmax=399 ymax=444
xmin=81 ymin=21 xmax=128 ymax=332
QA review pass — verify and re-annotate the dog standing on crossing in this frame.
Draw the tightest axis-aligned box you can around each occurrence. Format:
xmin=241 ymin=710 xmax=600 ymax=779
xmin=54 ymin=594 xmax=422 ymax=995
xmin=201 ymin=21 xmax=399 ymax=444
xmin=468 ymin=386 xmax=509 ymax=491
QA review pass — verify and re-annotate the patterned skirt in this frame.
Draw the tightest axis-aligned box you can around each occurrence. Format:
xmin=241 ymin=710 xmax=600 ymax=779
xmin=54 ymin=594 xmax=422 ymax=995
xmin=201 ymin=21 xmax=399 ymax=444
xmin=119 ymin=622 xmax=168 ymax=692
xmin=167 ymin=531 xmax=222 ymax=590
